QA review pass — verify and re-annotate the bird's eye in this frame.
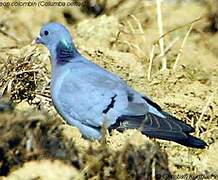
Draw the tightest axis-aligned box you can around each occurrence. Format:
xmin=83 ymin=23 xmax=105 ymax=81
xmin=44 ymin=30 xmax=49 ymax=36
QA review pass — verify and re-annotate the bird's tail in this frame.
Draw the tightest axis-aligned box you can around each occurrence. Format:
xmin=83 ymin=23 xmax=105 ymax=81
xmin=110 ymin=112 xmax=207 ymax=149
xmin=171 ymin=134 xmax=207 ymax=149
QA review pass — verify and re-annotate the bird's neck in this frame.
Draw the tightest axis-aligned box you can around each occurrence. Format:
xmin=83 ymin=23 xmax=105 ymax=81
xmin=50 ymin=39 xmax=80 ymax=66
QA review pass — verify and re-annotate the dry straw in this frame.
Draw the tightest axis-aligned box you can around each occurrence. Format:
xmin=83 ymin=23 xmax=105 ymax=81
xmin=156 ymin=0 xmax=167 ymax=70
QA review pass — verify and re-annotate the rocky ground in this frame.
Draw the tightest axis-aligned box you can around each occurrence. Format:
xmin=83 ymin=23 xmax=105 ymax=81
xmin=0 ymin=0 xmax=218 ymax=179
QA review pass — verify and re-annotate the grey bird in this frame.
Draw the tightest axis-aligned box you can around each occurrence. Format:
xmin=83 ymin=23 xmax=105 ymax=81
xmin=35 ymin=22 xmax=207 ymax=149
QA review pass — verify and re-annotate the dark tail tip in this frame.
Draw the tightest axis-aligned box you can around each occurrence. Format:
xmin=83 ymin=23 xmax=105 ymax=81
xmin=175 ymin=135 xmax=207 ymax=149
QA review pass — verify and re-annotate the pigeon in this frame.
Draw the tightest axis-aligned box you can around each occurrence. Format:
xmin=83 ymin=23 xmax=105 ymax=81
xmin=35 ymin=22 xmax=207 ymax=149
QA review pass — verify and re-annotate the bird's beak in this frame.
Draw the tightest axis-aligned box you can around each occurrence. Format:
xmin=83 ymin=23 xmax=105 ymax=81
xmin=31 ymin=36 xmax=41 ymax=45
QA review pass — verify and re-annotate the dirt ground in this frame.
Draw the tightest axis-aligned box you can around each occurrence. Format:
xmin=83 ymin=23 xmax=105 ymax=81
xmin=0 ymin=0 xmax=218 ymax=179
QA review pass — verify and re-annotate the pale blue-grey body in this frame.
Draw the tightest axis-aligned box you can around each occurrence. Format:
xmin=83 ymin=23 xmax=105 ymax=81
xmin=50 ymin=54 xmax=164 ymax=139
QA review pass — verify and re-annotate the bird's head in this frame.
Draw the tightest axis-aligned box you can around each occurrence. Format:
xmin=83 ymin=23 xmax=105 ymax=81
xmin=35 ymin=22 xmax=73 ymax=50
xmin=35 ymin=22 xmax=79 ymax=64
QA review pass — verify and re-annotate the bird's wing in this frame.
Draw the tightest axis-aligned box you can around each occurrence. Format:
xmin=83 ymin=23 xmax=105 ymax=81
xmin=54 ymin=60 xmax=206 ymax=148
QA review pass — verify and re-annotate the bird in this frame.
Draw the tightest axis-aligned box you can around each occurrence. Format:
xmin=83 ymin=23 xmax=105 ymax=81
xmin=35 ymin=22 xmax=207 ymax=149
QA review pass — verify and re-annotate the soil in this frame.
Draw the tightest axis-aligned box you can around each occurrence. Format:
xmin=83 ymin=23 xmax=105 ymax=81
xmin=0 ymin=0 xmax=218 ymax=179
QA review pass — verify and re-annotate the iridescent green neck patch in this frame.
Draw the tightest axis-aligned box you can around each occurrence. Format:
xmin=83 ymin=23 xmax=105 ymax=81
xmin=55 ymin=39 xmax=78 ymax=65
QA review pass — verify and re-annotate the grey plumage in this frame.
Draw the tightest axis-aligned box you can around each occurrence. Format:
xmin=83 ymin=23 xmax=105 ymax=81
xmin=35 ymin=22 xmax=207 ymax=148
